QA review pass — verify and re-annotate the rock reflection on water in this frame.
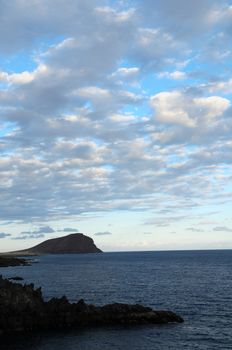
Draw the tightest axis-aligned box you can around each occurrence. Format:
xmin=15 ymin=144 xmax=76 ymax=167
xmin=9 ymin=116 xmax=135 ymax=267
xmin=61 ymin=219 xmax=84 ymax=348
xmin=1 ymin=325 xmax=183 ymax=350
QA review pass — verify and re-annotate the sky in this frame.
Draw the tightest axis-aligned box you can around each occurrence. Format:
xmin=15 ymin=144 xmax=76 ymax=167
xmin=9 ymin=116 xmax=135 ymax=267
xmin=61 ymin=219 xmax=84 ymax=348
xmin=0 ymin=0 xmax=232 ymax=252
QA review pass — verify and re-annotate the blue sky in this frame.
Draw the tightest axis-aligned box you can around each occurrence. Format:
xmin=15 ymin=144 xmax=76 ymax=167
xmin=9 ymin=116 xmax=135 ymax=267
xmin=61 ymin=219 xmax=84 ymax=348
xmin=0 ymin=0 xmax=232 ymax=252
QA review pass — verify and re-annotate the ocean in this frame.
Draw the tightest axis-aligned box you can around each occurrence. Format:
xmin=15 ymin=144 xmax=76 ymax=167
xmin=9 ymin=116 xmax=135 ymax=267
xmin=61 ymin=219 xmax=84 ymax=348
xmin=0 ymin=250 xmax=232 ymax=349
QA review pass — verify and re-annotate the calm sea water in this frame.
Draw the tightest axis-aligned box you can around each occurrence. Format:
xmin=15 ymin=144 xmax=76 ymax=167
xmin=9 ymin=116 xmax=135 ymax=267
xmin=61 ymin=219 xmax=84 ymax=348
xmin=0 ymin=250 xmax=232 ymax=349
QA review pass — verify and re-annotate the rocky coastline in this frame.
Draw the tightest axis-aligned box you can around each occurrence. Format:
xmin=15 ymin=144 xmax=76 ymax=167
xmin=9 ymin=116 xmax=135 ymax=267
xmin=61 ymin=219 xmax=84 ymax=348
xmin=0 ymin=276 xmax=183 ymax=335
xmin=0 ymin=256 xmax=30 ymax=267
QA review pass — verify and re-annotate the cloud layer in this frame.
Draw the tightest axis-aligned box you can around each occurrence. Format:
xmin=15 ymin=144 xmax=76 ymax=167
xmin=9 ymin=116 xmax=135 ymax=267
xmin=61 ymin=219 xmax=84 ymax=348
xmin=0 ymin=0 xmax=232 ymax=242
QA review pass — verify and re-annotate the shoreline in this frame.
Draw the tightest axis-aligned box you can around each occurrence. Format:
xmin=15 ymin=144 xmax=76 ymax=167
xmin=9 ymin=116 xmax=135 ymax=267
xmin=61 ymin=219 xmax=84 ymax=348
xmin=0 ymin=256 xmax=31 ymax=267
xmin=0 ymin=276 xmax=183 ymax=336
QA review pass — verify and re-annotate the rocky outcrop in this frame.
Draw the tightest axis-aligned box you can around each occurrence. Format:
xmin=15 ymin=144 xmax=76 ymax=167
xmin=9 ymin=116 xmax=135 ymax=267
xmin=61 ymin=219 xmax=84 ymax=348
xmin=12 ymin=233 xmax=102 ymax=255
xmin=0 ymin=256 xmax=30 ymax=267
xmin=8 ymin=277 xmax=24 ymax=281
xmin=0 ymin=276 xmax=183 ymax=335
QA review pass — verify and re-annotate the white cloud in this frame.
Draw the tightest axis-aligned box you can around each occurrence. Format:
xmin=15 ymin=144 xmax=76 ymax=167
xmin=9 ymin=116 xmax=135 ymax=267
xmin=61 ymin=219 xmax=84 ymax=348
xmin=151 ymin=91 xmax=230 ymax=127
xmin=207 ymin=78 xmax=232 ymax=94
xmin=193 ymin=96 xmax=230 ymax=120
xmin=151 ymin=91 xmax=196 ymax=127
xmin=114 ymin=67 xmax=140 ymax=77
xmin=76 ymin=86 xmax=110 ymax=99
xmin=0 ymin=65 xmax=48 ymax=85
xmin=96 ymin=7 xmax=135 ymax=24
xmin=158 ymin=71 xmax=187 ymax=80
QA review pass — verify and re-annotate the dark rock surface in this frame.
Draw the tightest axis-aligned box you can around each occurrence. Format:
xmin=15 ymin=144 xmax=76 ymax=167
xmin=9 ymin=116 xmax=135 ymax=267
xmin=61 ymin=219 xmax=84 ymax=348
xmin=12 ymin=233 xmax=102 ymax=255
xmin=0 ymin=256 xmax=30 ymax=267
xmin=0 ymin=276 xmax=183 ymax=335
xmin=8 ymin=277 xmax=24 ymax=281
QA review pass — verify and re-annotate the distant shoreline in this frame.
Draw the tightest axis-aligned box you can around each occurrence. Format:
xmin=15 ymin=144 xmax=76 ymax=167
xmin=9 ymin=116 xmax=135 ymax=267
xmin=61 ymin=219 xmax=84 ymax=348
xmin=0 ymin=256 xmax=30 ymax=267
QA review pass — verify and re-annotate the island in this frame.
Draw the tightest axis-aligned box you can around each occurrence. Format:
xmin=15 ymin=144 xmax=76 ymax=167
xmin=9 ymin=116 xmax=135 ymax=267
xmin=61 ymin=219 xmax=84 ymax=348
xmin=0 ymin=276 xmax=183 ymax=336
xmin=8 ymin=233 xmax=102 ymax=256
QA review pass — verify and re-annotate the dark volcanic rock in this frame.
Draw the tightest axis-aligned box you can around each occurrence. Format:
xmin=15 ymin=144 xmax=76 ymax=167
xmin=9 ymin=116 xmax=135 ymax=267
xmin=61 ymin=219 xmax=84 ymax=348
xmin=14 ymin=233 xmax=102 ymax=255
xmin=0 ymin=276 xmax=183 ymax=335
xmin=0 ymin=256 xmax=30 ymax=267
xmin=8 ymin=277 xmax=24 ymax=281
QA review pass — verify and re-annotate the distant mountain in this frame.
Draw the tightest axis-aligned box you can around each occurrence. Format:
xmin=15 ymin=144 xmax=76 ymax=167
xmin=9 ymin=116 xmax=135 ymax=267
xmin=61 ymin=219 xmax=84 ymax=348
xmin=13 ymin=233 xmax=102 ymax=255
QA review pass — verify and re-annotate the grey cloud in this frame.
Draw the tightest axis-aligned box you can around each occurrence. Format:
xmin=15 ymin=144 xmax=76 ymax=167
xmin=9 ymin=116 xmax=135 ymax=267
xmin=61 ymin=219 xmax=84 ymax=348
xmin=0 ymin=232 xmax=11 ymax=238
xmin=213 ymin=226 xmax=232 ymax=233
xmin=58 ymin=228 xmax=79 ymax=232
xmin=0 ymin=0 xmax=225 ymax=60
xmin=0 ymin=0 xmax=109 ymax=54
xmin=145 ymin=215 xmax=189 ymax=227
xmin=13 ymin=225 xmax=55 ymax=240
xmin=21 ymin=226 xmax=55 ymax=235
xmin=34 ymin=226 xmax=55 ymax=234
xmin=131 ymin=27 xmax=184 ymax=72
xmin=139 ymin=0 xmax=223 ymax=39
xmin=13 ymin=233 xmax=44 ymax=240
xmin=35 ymin=226 xmax=55 ymax=233
xmin=186 ymin=227 xmax=204 ymax=233
xmin=94 ymin=231 xmax=112 ymax=236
